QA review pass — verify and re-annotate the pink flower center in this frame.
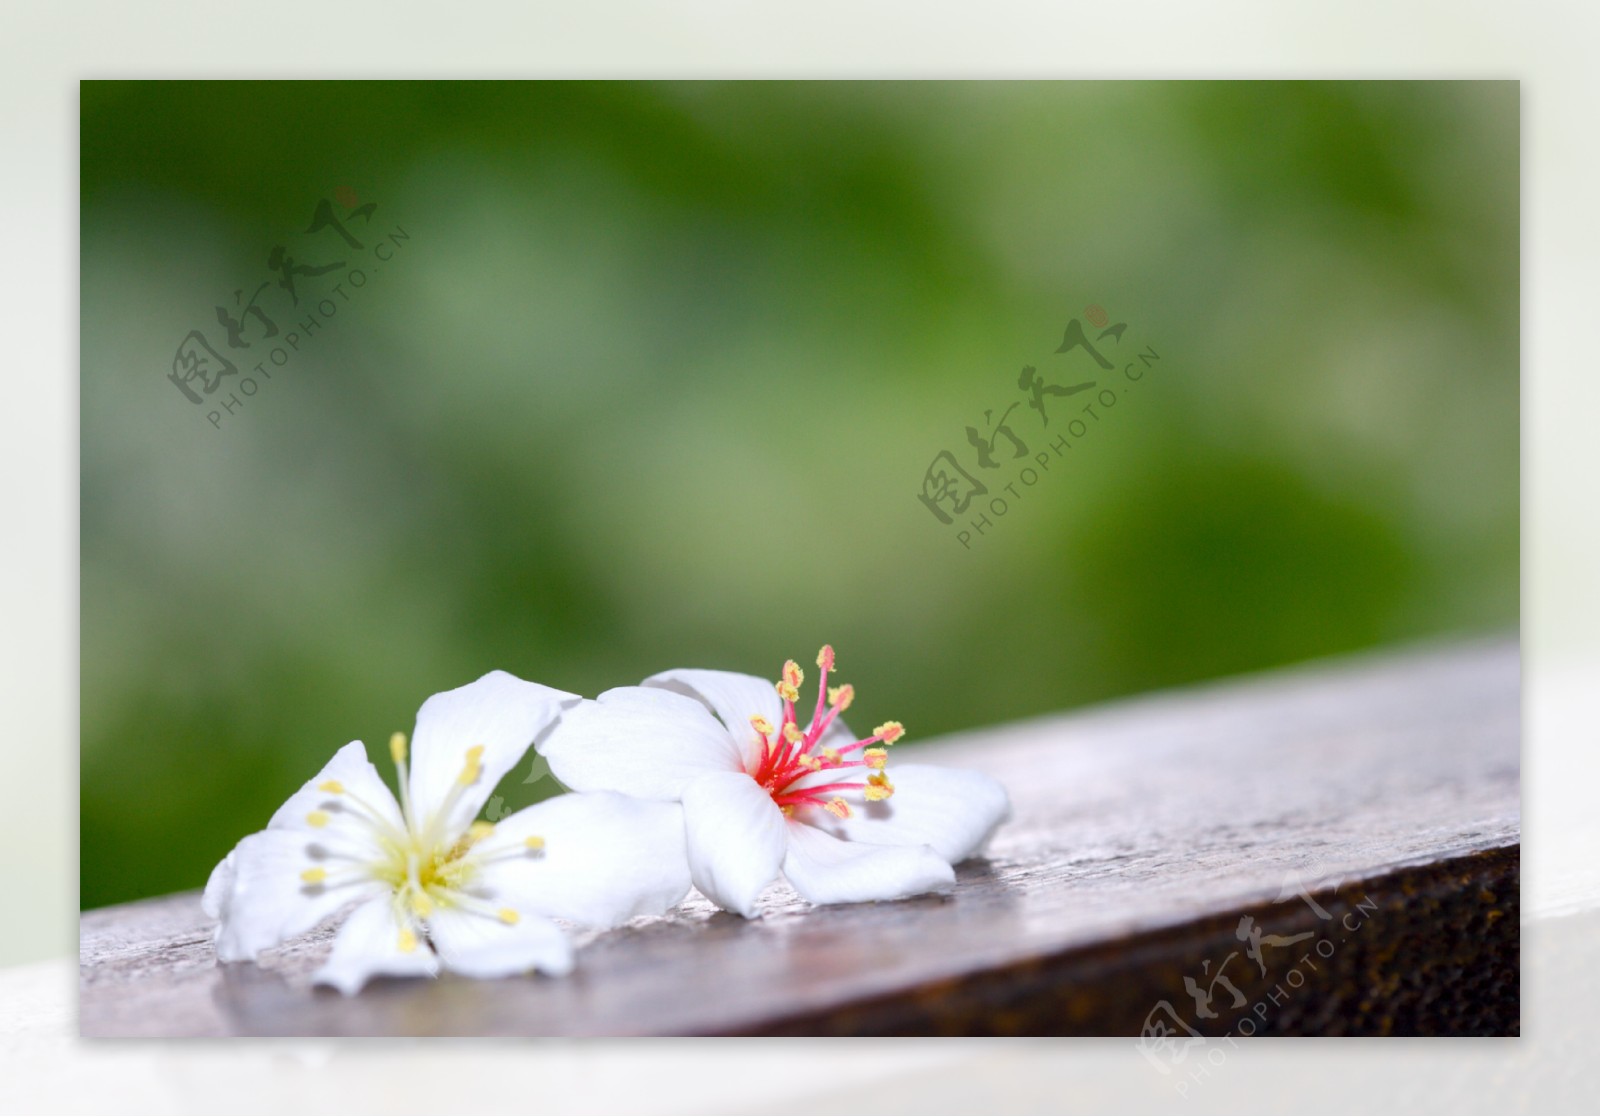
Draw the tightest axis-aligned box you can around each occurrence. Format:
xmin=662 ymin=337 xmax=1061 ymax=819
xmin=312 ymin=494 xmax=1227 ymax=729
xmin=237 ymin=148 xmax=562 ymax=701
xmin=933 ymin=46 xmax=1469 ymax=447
xmin=745 ymin=645 xmax=904 ymax=819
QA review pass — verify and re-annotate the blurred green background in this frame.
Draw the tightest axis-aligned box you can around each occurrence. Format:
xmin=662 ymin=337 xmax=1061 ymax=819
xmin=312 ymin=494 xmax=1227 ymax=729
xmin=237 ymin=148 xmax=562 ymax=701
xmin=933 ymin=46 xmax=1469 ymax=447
xmin=80 ymin=81 xmax=1518 ymax=910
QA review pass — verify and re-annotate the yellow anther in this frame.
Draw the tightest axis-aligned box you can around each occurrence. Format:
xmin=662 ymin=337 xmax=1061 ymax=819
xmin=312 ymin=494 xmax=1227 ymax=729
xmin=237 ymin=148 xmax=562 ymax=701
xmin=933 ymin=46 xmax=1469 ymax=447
xmin=468 ymin=821 xmax=496 ymax=845
xmin=778 ymin=660 xmax=804 ymax=701
xmin=875 ymin=721 xmax=905 ymax=745
xmin=782 ymin=722 xmax=804 ymax=745
xmin=300 ymin=867 xmax=328 ymax=884
xmin=800 ymin=755 xmax=822 ymax=771
xmin=389 ymin=732 xmax=408 ymax=765
xmin=824 ymin=798 xmax=853 ymax=820
xmin=864 ymin=747 xmax=888 ymax=769
xmin=317 ymin=779 xmax=345 ymax=794
xmin=821 ymin=747 xmax=840 ymax=763
xmin=305 ymin=810 xmax=331 ymax=828
xmin=409 ymin=891 xmax=434 ymax=918
xmin=524 ymin=835 xmax=546 ymax=851
xmin=828 ymin=684 xmax=854 ymax=711
xmin=458 ymin=744 xmax=486 ymax=786
xmin=817 ymin=645 xmax=835 ymax=671
xmin=865 ymin=772 xmax=895 ymax=801
xmin=397 ymin=927 xmax=418 ymax=954
xmin=749 ymin=714 xmax=774 ymax=737
xmin=498 ymin=908 xmax=520 ymax=925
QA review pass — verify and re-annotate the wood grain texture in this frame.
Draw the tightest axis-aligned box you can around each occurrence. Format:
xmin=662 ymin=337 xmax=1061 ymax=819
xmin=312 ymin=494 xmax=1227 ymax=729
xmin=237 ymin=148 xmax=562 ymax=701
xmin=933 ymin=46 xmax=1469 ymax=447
xmin=79 ymin=637 xmax=1519 ymax=1037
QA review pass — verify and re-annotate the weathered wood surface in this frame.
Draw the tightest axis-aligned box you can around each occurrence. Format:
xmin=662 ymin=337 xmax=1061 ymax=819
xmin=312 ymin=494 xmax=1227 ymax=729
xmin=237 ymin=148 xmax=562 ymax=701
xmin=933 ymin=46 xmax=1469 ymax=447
xmin=79 ymin=637 xmax=1519 ymax=1037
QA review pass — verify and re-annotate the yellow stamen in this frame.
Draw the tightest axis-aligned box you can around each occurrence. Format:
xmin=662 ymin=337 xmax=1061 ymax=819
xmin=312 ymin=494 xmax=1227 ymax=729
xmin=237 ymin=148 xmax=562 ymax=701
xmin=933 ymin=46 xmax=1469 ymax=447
xmin=828 ymin=684 xmax=854 ymax=711
xmin=524 ymin=835 xmax=546 ymax=851
xmin=865 ymin=772 xmax=895 ymax=801
xmin=390 ymin=731 xmax=417 ymax=832
xmin=300 ymin=867 xmax=328 ymax=884
xmin=458 ymin=744 xmax=486 ymax=786
xmin=782 ymin=722 xmax=803 ymax=745
xmin=821 ymin=747 xmax=840 ymax=763
xmin=749 ymin=714 xmax=774 ymax=737
xmin=875 ymin=721 xmax=905 ymax=745
xmin=305 ymin=810 xmax=331 ymax=828
xmin=778 ymin=659 xmax=804 ymax=701
xmin=864 ymin=747 xmax=888 ymax=769
xmin=397 ymin=927 xmax=418 ymax=953
xmin=498 ymin=908 xmax=520 ymax=925
xmin=468 ymin=821 xmax=496 ymax=845
xmin=824 ymin=798 xmax=852 ymax=819
xmin=817 ymin=645 xmax=835 ymax=671
xmin=800 ymin=755 xmax=822 ymax=771
xmin=409 ymin=891 xmax=434 ymax=918
xmin=317 ymin=779 xmax=345 ymax=794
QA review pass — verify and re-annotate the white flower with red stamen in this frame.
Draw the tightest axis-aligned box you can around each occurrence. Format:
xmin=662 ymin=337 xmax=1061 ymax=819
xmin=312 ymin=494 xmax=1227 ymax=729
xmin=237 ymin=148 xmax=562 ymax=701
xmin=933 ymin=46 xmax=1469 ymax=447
xmin=538 ymin=646 xmax=1011 ymax=917
xmin=202 ymin=671 xmax=691 ymax=994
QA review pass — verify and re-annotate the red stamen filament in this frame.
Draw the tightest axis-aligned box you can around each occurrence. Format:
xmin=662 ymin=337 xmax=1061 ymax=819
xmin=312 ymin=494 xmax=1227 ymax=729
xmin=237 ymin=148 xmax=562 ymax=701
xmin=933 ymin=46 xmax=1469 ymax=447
xmin=750 ymin=649 xmax=899 ymax=813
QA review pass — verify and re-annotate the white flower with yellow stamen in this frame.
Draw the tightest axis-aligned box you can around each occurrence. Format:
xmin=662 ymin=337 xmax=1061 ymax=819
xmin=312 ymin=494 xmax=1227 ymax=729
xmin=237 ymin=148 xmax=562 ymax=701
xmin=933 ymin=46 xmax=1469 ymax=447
xmin=537 ymin=646 xmax=1011 ymax=917
xmin=202 ymin=671 xmax=691 ymax=994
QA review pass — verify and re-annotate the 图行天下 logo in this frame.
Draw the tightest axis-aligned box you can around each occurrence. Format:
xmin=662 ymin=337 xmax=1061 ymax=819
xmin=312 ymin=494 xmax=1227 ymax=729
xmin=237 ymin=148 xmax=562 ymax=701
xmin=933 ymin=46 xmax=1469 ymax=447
xmin=916 ymin=303 xmax=1163 ymax=547
xmin=1137 ymin=866 xmax=1381 ymax=1092
xmin=166 ymin=189 xmax=413 ymax=429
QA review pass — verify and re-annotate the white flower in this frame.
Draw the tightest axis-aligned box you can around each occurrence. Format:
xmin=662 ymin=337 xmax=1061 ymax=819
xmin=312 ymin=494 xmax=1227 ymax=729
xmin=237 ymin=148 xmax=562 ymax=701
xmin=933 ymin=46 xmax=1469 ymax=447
xmin=202 ymin=671 xmax=691 ymax=994
xmin=538 ymin=646 xmax=1011 ymax=917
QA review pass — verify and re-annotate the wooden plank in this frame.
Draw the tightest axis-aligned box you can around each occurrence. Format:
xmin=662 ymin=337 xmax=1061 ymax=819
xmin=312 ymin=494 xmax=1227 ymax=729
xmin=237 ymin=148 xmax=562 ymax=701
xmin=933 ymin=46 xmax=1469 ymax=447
xmin=79 ymin=637 xmax=1519 ymax=1037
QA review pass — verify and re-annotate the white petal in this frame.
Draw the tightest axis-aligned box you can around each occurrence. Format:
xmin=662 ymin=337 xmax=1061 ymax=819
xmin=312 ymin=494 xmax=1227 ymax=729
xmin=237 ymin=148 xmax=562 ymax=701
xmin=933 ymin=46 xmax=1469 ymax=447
xmin=681 ymin=771 xmax=788 ymax=918
xmin=539 ymin=686 xmax=744 ymax=800
xmin=312 ymin=896 xmax=438 ymax=995
xmin=426 ymin=906 xmax=573 ymax=979
xmin=407 ymin=671 xmax=579 ymax=838
xmin=212 ymin=829 xmax=385 ymax=962
xmin=781 ymin=821 xmax=954 ymax=906
xmin=815 ymin=714 xmax=858 ymax=754
xmin=266 ymin=740 xmax=405 ymax=851
xmin=643 ymin=667 xmax=785 ymax=769
xmin=202 ymin=848 xmax=236 ymax=921
xmin=474 ymin=792 xmax=690 ymax=928
xmin=810 ymin=762 xmax=1012 ymax=864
